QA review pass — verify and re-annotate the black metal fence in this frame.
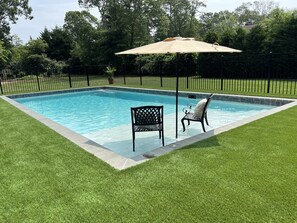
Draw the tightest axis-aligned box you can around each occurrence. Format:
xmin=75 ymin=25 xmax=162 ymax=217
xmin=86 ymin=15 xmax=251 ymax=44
xmin=1 ymin=53 xmax=296 ymax=96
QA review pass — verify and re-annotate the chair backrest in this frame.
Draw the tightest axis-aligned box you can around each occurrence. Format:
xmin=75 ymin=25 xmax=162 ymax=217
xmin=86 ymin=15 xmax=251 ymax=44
xmin=131 ymin=106 xmax=163 ymax=126
xmin=201 ymin=94 xmax=213 ymax=119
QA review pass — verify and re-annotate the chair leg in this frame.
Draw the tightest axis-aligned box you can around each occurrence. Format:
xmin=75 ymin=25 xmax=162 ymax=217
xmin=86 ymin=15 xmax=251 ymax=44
xmin=159 ymin=130 xmax=161 ymax=139
xmin=132 ymin=131 xmax=135 ymax=152
xmin=181 ymin=118 xmax=186 ymax=132
xmin=201 ymin=121 xmax=206 ymax=132
xmin=161 ymin=130 xmax=164 ymax=146
xmin=205 ymin=112 xmax=210 ymax=126
xmin=187 ymin=120 xmax=190 ymax=126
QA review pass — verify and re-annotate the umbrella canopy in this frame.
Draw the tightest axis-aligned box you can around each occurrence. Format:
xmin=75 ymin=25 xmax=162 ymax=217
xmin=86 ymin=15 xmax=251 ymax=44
xmin=116 ymin=37 xmax=241 ymax=55
xmin=115 ymin=37 xmax=241 ymax=140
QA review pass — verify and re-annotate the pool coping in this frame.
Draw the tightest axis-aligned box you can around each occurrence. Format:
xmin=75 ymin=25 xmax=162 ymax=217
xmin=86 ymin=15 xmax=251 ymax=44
xmin=2 ymin=87 xmax=297 ymax=170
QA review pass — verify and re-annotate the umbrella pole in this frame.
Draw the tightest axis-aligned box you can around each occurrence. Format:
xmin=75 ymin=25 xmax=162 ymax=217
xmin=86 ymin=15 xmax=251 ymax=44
xmin=175 ymin=74 xmax=179 ymax=139
xmin=175 ymin=53 xmax=180 ymax=139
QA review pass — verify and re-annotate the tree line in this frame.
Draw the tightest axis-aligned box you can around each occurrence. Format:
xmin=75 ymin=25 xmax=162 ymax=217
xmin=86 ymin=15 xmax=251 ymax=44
xmin=0 ymin=0 xmax=297 ymax=78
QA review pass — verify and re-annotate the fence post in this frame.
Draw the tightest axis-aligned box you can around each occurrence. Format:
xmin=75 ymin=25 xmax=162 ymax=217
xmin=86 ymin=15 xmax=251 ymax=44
xmin=267 ymin=52 xmax=272 ymax=93
xmin=122 ymin=57 xmax=126 ymax=85
xmin=159 ymin=63 xmax=163 ymax=87
xmin=36 ymin=74 xmax=41 ymax=91
xmin=86 ymin=67 xmax=90 ymax=86
xmin=139 ymin=64 xmax=142 ymax=85
xmin=186 ymin=57 xmax=189 ymax=89
xmin=220 ymin=55 xmax=224 ymax=91
xmin=0 ymin=79 xmax=3 ymax=94
xmin=68 ymin=73 xmax=72 ymax=88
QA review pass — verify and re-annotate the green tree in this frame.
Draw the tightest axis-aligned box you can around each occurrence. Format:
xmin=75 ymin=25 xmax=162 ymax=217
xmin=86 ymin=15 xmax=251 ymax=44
xmin=79 ymin=0 xmax=155 ymax=47
xmin=0 ymin=41 xmax=9 ymax=63
xmin=199 ymin=12 xmax=216 ymax=35
xmin=243 ymin=8 xmax=291 ymax=53
xmin=18 ymin=39 xmax=48 ymax=74
xmin=245 ymin=25 xmax=267 ymax=53
xmin=0 ymin=0 xmax=33 ymax=45
xmin=41 ymin=27 xmax=74 ymax=61
xmin=6 ymin=43 xmax=26 ymax=73
xmin=79 ymin=0 xmax=205 ymax=45
xmin=253 ymin=0 xmax=279 ymax=17
xmin=162 ymin=0 xmax=205 ymax=37
xmin=199 ymin=10 xmax=239 ymax=41
xmin=256 ymin=9 xmax=297 ymax=54
xmin=203 ymin=30 xmax=218 ymax=43
xmin=233 ymin=0 xmax=278 ymax=26
xmin=22 ymin=54 xmax=50 ymax=75
xmin=153 ymin=14 xmax=170 ymax=41
xmin=95 ymin=29 xmax=129 ymax=65
xmin=0 ymin=41 xmax=11 ymax=70
xmin=64 ymin=11 xmax=99 ymax=43
xmin=25 ymin=38 xmax=48 ymax=55
xmin=64 ymin=11 xmax=101 ymax=65
xmin=234 ymin=2 xmax=260 ymax=25
xmin=232 ymin=27 xmax=247 ymax=50
xmin=17 ymin=38 xmax=66 ymax=76
xmin=271 ymin=12 xmax=297 ymax=54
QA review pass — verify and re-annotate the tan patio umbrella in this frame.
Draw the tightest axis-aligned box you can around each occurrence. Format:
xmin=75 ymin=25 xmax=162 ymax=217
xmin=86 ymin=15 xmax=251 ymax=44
xmin=116 ymin=37 xmax=242 ymax=138
xmin=116 ymin=37 xmax=242 ymax=55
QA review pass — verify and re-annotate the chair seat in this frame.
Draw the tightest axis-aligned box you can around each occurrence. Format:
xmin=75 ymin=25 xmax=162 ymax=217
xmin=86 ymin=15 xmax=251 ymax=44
xmin=182 ymin=113 xmax=202 ymax=121
xmin=134 ymin=124 xmax=162 ymax=132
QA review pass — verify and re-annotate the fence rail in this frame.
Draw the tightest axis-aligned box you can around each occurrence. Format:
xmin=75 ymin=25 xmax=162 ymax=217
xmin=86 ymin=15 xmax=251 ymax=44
xmin=1 ymin=53 xmax=297 ymax=96
xmin=0 ymin=72 xmax=296 ymax=96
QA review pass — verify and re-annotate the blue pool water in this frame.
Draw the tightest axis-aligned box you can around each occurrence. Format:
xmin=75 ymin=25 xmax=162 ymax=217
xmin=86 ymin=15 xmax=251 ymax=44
xmin=15 ymin=89 xmax=275 ymax=158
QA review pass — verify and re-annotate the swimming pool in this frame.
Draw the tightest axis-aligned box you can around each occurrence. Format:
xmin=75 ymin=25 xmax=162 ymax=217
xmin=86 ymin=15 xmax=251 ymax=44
xmin=14 ymin=89 xmax=275 ymax=158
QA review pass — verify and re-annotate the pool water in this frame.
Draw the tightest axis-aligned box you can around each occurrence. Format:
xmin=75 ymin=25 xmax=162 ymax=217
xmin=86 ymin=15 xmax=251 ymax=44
xmin=15 ymin=89 xmax=275 ymax=158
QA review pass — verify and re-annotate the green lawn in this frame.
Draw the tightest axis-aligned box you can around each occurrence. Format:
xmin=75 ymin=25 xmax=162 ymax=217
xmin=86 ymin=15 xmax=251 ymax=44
xmin=0 ymin=96 xmax=297 ymax=222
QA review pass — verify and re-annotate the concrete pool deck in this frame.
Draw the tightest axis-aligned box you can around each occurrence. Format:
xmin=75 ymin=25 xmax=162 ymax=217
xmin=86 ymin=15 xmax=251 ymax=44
xmin=2 ymin=86 xmax=297 ymax=170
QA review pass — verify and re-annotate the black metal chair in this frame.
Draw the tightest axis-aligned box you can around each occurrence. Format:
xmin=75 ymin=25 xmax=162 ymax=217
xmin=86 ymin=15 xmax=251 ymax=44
xmin=181 ymin=94 xmax=213 ymax=132
xmin=131 ymin=106 xmax=164 ymax=152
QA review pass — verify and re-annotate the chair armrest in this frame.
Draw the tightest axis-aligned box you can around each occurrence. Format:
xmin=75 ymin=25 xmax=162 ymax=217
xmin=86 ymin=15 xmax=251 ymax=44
xmin=182 ymin=103 xmax=195 ymax=114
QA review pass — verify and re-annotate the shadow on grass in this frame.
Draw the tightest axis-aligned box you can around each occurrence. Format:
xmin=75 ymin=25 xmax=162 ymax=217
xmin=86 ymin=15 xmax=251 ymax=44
xmin=180 ymin=129 xmax=222 ymax=151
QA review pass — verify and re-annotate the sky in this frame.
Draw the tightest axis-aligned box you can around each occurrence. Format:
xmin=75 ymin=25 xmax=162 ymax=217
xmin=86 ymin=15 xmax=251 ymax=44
xmin=10 ymin=0 xmax=297 ymax=43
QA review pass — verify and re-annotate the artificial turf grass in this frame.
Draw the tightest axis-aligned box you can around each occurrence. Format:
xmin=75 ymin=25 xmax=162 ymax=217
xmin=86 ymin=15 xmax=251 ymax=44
xmin=0 ymin=98 xmax=297 ymax=222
